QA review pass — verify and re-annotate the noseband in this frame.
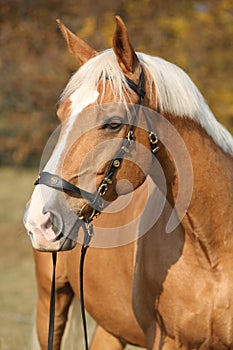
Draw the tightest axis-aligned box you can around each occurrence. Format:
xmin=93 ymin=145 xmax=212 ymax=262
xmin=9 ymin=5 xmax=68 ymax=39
xmin=34 ymin=69 xmax=159 ymax=223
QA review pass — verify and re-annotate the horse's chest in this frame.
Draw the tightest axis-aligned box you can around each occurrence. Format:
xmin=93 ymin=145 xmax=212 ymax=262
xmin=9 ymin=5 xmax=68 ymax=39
xmin=66 ymin=245 xmax=146 ymax=346
xmin=158 ymin=265 xmax=233 ymax=349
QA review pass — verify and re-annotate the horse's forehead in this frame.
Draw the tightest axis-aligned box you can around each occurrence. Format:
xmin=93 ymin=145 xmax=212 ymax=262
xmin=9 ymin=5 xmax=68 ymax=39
xmin=57 ymin=88 xmax=100 ymax=122
xmin=57 ymin=73 xmax=141 ymax=122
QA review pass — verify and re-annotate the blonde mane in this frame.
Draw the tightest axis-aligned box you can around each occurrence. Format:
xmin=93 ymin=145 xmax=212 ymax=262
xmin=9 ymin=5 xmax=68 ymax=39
xmin=61 ymin=49 xmax=233 ymax=155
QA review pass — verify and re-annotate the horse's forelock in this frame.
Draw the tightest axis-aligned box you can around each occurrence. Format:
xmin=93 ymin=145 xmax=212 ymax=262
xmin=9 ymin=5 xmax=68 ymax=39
xmin=60 ymin=49 xmax=131 ymax=105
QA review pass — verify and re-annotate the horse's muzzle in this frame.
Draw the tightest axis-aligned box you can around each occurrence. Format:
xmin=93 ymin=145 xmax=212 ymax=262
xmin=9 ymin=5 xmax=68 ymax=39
xmin=23 ymin=185 xmax=83 ymax=252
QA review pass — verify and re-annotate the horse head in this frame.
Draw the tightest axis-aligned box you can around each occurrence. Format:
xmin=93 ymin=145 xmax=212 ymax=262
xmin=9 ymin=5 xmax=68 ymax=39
xmin=23 ymin=17 xmax=158 ymax=251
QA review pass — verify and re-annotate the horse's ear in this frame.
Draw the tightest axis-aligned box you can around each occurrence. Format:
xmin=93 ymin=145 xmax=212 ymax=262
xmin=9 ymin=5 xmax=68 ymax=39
xmin=56 ymin=19 xmax=97 ymax=65
xmin=113 ymin=16 xmax=140 ymax=76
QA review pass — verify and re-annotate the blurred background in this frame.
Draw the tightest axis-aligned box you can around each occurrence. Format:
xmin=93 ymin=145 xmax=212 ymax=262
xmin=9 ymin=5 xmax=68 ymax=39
xmin=0 ymin=0 xmax=232 ymax=349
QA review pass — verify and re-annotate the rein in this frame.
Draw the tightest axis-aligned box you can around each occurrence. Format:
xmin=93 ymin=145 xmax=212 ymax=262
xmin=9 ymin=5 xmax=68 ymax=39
xmin=34 ymin=69 xmax=159 ymax=350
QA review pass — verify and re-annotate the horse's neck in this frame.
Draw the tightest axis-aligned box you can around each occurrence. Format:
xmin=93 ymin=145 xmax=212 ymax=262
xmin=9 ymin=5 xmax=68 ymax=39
xmin=153 ymin=116 xmax=233 ymax=267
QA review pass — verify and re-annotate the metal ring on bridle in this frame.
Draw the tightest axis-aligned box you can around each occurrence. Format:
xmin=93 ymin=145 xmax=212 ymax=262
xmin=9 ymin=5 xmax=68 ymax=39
xmin=78 ymin=203 xmax=89 ymax=220
xmin=127 ymin=130 xmax=134 ymax=142
xmin=78 ymin=202 xmax=100 ymax=221
xmin=149 ymin=131 xmax=159 ymax=144
xmin=97 ymin=182 xmax=108 ymax=197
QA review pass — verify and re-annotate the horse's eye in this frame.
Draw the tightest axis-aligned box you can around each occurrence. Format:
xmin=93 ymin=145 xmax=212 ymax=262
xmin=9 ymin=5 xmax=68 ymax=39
xmin=103 ymin=117 xmax=123 ymax=131
xmin=108 ymin=122 xmax=122 ymax=130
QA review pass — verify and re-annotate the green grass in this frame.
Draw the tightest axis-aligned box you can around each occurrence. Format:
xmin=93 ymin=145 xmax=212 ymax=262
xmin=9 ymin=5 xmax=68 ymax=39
xmin=0 ymin=167 xmax=142 ymax=349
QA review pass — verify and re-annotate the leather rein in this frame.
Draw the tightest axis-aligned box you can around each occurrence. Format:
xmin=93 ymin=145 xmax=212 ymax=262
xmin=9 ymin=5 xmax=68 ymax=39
xmin=34 ymin=69 xmax=159 ymax=350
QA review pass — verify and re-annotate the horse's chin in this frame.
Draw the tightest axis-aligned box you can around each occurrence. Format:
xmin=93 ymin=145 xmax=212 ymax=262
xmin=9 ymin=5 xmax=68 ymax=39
xmin=60 ymin=237 xmax=77 ymax=251
xmin=29 ymin=231 xmax=77 ymax=252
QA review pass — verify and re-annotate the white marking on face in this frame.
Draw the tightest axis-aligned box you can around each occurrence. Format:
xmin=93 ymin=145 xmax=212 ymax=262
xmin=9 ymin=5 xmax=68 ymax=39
xmin=44 ymin=89 xmax=99 ymax=174
xmin=25 ymin=89 xmax=99 ymax=240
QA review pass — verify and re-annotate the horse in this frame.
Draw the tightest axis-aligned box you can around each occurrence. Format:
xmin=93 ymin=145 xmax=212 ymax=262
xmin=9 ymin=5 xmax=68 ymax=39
xmin=24 ymin=16 xmax=233 ymax=350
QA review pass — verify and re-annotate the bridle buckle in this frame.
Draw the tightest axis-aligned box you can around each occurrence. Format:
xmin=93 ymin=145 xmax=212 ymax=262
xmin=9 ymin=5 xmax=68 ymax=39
xmin=149 ymin=131 xmax=158 ymax=145
xmin=127 ymin=130 xmax=134 ymax=142
xmin=97 ymin=182 xmax=108 ymax=197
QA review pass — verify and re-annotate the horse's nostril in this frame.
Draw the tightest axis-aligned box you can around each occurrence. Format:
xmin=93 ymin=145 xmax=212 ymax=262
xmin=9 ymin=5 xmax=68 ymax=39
xmin=42 ymin=210 xmax=63 ymax=237
xmin=44 ymin=217 xmax=53 ymax=230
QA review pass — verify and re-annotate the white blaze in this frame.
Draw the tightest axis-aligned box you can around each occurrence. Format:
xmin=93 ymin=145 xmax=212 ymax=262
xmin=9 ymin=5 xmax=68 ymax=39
xmin=25 ymin=89 xmax=99 ymax=239
xmin=44 ymin=89 xmax=99 ymax=173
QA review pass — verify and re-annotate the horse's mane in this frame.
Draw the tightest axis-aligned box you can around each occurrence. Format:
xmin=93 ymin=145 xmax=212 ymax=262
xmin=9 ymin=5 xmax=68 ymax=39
xmin=61 ymin=49 xmax=233 ymax=155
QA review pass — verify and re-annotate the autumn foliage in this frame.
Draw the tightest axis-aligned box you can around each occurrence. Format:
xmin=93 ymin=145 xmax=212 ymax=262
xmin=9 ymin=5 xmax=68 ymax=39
xmin=0 ymin=0 xmax=232 ymax=165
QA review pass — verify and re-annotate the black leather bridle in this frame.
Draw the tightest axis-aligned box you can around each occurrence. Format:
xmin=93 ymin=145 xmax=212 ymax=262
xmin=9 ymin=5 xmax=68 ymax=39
xmin=34 ymin=69 xmax=160 ymax=350
xmin=35 ymin=69 xmax=159 ymax=223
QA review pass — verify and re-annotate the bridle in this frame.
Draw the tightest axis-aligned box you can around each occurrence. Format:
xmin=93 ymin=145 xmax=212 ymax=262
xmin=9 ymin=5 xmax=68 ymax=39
xmin=34 ymin=68 xmax=160 ymax=350
xmin=34 ymin=69 xmax=159 ymax=223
